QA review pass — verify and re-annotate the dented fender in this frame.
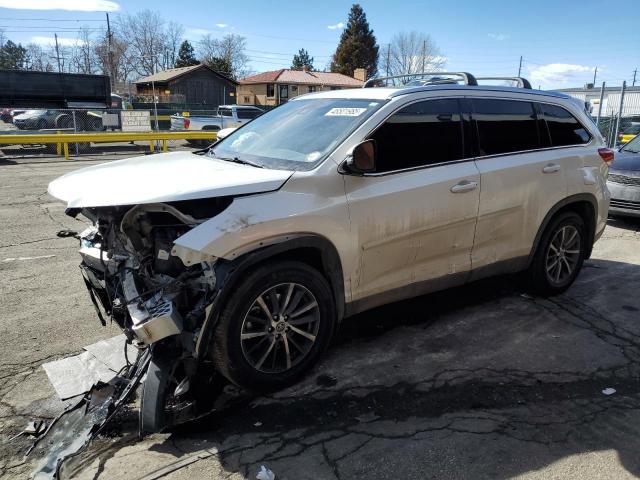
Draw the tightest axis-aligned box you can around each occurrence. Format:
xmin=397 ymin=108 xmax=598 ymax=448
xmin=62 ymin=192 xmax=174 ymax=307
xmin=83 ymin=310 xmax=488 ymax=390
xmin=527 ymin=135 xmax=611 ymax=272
xmin=171 ymin=169 xmax=354 ymax=300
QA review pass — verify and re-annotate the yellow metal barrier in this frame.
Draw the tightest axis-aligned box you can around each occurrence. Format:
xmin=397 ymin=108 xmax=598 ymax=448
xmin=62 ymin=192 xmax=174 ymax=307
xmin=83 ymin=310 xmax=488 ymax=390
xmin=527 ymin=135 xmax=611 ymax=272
xmin=0 ymin=131 xmax=217 ymax=159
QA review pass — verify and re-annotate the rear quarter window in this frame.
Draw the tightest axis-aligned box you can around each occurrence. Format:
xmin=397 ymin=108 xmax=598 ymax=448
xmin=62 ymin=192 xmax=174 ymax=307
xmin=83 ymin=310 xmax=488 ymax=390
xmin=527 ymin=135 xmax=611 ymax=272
xmin=236 ymin=109 xmax=262 ymax=120
xmin=539 ymin=103 xmax=591 ymax=146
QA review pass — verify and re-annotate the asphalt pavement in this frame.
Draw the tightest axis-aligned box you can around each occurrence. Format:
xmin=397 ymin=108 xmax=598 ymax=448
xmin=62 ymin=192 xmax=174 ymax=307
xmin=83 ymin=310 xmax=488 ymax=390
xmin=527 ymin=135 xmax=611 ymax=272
xmin=1 ymin=156 xmax=640 ymax=479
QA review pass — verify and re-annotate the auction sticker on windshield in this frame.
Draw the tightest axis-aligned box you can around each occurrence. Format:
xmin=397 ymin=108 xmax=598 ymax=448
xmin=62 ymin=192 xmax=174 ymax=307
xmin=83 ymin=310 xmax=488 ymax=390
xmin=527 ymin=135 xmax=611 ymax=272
xmin=325 ymin=107 xmax=368 ymax=117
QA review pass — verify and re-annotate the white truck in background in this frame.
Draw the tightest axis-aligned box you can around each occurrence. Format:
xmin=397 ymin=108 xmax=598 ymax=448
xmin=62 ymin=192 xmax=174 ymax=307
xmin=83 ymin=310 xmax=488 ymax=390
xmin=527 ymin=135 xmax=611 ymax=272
xmin=171 ymin=105 xmax=264 ymax=146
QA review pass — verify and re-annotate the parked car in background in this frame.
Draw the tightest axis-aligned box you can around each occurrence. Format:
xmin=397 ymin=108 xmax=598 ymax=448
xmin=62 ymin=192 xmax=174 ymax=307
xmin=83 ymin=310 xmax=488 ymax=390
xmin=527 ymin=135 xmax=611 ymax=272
xmin=12 ymin=109 xmax=104 ymax=131
xmin=171 ymin=105 xmax=264 ymax=146
xmin=608 ymin=134 xmax=640 ymax=217
xmin=48 ymin=72 xmax=611 ymax=434
xmin=618 ymin=123 xmax=640 ymax=145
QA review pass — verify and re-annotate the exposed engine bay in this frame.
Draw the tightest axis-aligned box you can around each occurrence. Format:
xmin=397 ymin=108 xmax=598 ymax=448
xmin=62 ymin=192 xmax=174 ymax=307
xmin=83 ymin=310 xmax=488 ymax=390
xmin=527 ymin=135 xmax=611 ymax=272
xmin=77 ymin=201 xmax=218 ymax=346
xmin=69 ymin=198 xmax=235 ymax=427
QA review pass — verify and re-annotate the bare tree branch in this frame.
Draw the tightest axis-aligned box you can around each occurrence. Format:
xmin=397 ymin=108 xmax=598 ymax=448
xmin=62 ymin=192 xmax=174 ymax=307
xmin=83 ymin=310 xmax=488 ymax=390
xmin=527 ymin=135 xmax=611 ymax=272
xmin=380 ymin=31 xmax=445 ymax=79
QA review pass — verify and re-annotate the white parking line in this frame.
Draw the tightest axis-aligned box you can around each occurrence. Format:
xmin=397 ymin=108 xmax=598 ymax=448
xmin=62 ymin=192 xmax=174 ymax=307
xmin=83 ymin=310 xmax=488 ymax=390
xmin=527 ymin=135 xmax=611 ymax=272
xmin=2 ymin=254 xmax=56 ymax=262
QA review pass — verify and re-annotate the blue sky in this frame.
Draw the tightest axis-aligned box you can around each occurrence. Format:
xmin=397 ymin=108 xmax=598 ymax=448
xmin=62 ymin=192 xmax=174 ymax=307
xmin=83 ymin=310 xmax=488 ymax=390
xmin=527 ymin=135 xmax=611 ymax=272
xmin=0 ymin=0 xmax=638 ymax=89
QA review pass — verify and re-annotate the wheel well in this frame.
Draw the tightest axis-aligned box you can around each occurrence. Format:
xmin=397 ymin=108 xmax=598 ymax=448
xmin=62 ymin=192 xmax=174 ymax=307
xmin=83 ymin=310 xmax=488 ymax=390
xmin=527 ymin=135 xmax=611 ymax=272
xmin=554 ymin=201 xmax=596 ymax=257
xmin=213 ymin=238 xmax=345 ymax=324
xmin=529 ymin=197 xmax=597 ymax=267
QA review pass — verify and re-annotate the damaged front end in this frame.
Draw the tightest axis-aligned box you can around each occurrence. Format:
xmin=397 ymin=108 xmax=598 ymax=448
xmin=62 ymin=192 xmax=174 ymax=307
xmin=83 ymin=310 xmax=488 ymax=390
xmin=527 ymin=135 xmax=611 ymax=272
xmin=69 ymin=198 xmax=234 ymax=431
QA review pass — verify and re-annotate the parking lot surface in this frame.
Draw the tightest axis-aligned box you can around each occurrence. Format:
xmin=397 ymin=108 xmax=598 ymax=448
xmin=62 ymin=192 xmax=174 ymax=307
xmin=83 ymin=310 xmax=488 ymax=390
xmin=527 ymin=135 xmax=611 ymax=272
xmin=1 ymin=157 xmax=640 ymax=479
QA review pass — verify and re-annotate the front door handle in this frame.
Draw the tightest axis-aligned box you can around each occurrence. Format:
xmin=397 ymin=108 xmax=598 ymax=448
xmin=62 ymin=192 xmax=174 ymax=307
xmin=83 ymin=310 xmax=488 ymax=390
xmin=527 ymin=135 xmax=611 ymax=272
xmin=450 ymin=180 xmax=478 ymax=193
xmin=542 ymin=163 xmax=561 ymax=174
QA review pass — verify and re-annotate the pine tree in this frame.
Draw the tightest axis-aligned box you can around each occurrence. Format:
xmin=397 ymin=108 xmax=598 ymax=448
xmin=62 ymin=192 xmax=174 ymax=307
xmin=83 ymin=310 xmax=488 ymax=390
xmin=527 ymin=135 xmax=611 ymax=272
xmin=330 ymin=4 xmax=378 ymax=78
xmin=0 ymin=40 xmax=28 ymax=70
xmin=174 ymin=40 xmax=199 ymax=68
xmin=205 ymin=56 xmax=233 ymax=78
xmin=291 ymin=48 xmax=314 ymax=71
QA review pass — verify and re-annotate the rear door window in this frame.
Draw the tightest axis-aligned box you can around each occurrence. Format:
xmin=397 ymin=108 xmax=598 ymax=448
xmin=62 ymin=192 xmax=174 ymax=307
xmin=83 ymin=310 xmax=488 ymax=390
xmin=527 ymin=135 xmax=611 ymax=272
xmin=236 ymin=109 xmax=262 ymax=120
xmin=539 ymin=103 xmax=591 ymax=146
xmin=219 ymin=108 xmax=232 ymax=117
xmin=472 ymin=99 xmax=540 ymax=156
xmin=370 ymin=98 xmax=465 ymax=173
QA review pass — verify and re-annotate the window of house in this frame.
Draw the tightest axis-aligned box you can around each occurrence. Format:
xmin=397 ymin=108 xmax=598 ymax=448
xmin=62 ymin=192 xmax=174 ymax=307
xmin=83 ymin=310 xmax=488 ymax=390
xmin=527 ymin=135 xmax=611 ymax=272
xmin=330 ymin=86 xmax=341 ymax=90
xmin=308 ymin=86 xmax=318 ymax=93
xmin=279 ymin=84 xmax=289 ymax=98
xmin=244 ymin=96 xmax=251 ymax=103
xmin=473 ymin=99 xmax=540 ymax=156
xmin=266 ymin=84 xmax=275 ymax=97
xmin=291 ymin=85 xmax=298 ymax=95
xmin=539 ymin=103 xmax=591 ymax=146
xmin=369 ymin=98 xmax=464 ymax=173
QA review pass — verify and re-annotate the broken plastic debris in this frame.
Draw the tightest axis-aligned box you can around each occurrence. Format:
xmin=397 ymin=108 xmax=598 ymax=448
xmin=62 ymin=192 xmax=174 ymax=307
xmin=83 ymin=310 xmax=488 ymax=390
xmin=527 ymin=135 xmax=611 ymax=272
xmin=56 ymin=229 xmax=79 ymax=238
xmin=256 ymin=465 xmax=275 ymax=480
xmin=520 ymin=293 xmax=535 ymax=300
xmin=602 ymin=387 xmax=616 ymax=395
xmin=253 ymin=421 xmax=263 ymax=427
xmin=25 ymin=420 xmax=47 ymax=436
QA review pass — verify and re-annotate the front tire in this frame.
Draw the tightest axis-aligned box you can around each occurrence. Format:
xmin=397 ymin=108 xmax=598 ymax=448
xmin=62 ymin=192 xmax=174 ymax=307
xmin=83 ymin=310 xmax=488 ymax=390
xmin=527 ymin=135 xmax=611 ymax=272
xmin=212 ymin=261 xmax=336 ymax=391
xmin=526 ymin=211 xmax=587 ymax=295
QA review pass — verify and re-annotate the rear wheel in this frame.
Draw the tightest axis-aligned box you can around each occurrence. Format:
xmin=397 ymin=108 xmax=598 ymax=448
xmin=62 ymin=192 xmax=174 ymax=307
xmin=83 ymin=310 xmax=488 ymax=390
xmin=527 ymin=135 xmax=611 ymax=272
xmin=526 ymin=211 xmax=587 ymax=295
xmin=213 ymin=261 xmax=336 ymax=391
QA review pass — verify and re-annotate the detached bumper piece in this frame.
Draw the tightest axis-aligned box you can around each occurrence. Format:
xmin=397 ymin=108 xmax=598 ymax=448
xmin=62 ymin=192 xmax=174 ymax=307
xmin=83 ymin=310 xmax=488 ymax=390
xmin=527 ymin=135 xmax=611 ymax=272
xmin=28 ymin=350 xmax=150 ymax=480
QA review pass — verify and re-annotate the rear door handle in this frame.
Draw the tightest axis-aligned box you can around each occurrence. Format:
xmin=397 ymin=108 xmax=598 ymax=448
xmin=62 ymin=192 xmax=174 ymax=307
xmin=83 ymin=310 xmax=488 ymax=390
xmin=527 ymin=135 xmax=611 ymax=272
xmin=542 ymin=163 xmax=561 ymax=174
xmin=450 ymin=180 xmax=478 ymax=193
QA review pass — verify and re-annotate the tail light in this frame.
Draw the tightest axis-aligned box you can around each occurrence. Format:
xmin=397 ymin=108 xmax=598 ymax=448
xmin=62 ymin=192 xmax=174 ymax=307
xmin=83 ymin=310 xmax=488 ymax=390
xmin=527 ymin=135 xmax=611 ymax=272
xmin=598 ymin=147 xmax=614 ymax=164
xmin=183 ymin=118 xmax=190 ymax=129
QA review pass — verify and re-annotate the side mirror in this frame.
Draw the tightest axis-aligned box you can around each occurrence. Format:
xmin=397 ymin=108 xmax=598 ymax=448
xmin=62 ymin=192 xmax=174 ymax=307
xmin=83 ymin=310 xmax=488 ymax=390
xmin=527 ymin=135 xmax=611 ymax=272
xmin=346 ymin=139 xmax=376 ymax=174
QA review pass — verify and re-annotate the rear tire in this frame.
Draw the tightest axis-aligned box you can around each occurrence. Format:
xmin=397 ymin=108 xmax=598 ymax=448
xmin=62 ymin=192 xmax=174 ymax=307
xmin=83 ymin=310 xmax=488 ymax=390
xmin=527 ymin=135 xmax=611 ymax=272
xmin=212 ymin=261 xmax=336 ymax=392
xmin=526 ymin=211 xmax=587 ymax=296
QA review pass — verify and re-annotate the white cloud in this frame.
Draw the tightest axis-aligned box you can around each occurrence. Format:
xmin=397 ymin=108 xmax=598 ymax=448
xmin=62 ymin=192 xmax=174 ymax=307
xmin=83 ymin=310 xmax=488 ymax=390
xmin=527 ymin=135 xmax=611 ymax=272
xmin=528 ymin=63 xmax=594 ymax=87
xmin=327 ymin=22 xmax=344 ymax=30
xmin=0 ymin=0 xmax=119 ymax=11
xmin=488 ymin=33 xmax=509 ymax=41
xmin=215 ymin=23 xmax=228 ymax=28
xmin=31 ymin=35 xmax=84 ymax=47
xmin=185 ymin=27 xmax=216 ymax=37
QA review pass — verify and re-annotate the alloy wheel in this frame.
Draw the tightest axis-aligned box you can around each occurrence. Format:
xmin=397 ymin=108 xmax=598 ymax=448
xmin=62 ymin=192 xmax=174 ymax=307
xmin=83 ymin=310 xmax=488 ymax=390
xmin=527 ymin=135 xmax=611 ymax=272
xmin=240 ymin=283 xmax=320 ymax=374
xmin=545 ymin=225 xmax=581 ymax=286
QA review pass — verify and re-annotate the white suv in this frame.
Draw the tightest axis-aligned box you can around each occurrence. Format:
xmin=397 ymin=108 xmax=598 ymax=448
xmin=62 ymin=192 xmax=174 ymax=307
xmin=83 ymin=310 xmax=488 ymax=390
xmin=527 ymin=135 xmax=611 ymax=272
xmin=48 ymin=73 xmax=611 ymax=432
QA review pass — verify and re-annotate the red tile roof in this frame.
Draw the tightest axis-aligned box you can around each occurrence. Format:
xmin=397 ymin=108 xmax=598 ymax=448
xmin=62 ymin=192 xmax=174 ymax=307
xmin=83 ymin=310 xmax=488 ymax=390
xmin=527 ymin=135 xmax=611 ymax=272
xmin=240 ymin=69 xmax=363 ymax=87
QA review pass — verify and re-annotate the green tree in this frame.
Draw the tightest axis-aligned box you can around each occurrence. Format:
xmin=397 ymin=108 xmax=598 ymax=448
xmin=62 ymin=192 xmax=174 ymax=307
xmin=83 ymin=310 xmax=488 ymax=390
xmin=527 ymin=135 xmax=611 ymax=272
xmin=291 ymin=48 xmax=314 ymax=71
xmin=330 ymin=4 xmax=378 ymax=78
xmin=0 ymin=40 xmax=28 ymax=70
xmin=175 ymin=40 xmax=199 ymax=68
xmin=205 ymin=56 xmax=233 ymax=78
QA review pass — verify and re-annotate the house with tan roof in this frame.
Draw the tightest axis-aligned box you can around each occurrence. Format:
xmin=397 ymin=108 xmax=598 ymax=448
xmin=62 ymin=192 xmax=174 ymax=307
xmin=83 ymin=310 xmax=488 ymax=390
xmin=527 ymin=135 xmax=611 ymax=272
xmin=237 ymin=68 xmax=366 ymax=106
xmin=135 ymin=64 xmax=237 ymax=106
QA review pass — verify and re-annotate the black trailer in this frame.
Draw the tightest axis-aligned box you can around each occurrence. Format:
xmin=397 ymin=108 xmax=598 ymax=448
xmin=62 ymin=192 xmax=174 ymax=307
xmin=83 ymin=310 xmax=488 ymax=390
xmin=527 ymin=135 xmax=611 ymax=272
xmin=0 ymin=70 xmax=111 ymax=108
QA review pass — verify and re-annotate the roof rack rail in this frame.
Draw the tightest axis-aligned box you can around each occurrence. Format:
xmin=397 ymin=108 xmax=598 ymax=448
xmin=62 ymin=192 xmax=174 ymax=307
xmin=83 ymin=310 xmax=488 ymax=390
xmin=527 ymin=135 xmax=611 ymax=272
xmin=476 ymin=77 xmax=532 ymax=89
xmin=363 ymin=72 xmax=478 ymax=88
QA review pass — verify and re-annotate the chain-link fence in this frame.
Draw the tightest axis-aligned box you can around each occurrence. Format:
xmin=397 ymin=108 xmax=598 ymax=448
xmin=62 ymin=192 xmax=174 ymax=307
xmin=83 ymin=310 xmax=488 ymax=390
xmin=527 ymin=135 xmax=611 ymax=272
xmin=564 ymin=83 xmax=640 ymax=148
xmin=0 ymin=106 xmax=225 ymax=158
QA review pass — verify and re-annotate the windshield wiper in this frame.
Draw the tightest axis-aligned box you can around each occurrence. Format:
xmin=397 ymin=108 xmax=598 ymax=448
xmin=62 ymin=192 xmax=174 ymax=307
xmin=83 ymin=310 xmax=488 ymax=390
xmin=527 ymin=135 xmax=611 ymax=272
xmin=213 ymin=155 xmax=264 ymax=168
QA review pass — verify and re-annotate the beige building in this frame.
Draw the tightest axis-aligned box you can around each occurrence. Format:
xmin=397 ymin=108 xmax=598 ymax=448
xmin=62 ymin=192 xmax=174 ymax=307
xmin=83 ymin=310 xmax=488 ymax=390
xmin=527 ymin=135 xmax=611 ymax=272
xmin=237 ymin=68 xmax=366 ymax=106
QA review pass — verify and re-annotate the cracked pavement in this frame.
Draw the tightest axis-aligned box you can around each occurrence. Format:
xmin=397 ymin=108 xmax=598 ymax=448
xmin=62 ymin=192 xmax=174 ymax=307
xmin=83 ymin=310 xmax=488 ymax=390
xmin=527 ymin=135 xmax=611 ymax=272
xmin=2 ymin=157 xmax=640 ymax=479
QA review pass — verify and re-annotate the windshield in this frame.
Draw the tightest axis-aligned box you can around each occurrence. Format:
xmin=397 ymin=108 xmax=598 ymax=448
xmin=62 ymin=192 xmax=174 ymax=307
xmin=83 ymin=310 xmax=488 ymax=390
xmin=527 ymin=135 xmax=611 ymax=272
xmin=621 ymin=134 xmax=640 ymax=154
xmin=210 ymin=98 xmax=384 ymax=171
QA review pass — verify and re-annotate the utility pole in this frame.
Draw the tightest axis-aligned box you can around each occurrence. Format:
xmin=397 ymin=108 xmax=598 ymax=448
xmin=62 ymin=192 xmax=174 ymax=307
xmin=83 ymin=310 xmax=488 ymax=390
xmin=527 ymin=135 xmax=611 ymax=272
xmin=592 ymin=66 xmax=597 ymax=85
xmin=517 ymin=55 xmax=522 ymax=77
xmin=596 ymin=81 xmax=605 ymax=127
xmin=633 ymin=69 xmax=637 ymax=87
xmin=106 ymin=13 xmax=115 ymax=91
xmin=54 ymin=33 xmax=61 ymax=73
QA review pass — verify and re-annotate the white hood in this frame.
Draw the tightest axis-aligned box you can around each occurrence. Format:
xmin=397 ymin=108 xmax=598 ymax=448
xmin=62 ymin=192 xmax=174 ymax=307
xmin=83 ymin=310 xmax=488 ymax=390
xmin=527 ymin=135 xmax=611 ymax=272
xmin=48 ymin=151 xmax=294 ymax=208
